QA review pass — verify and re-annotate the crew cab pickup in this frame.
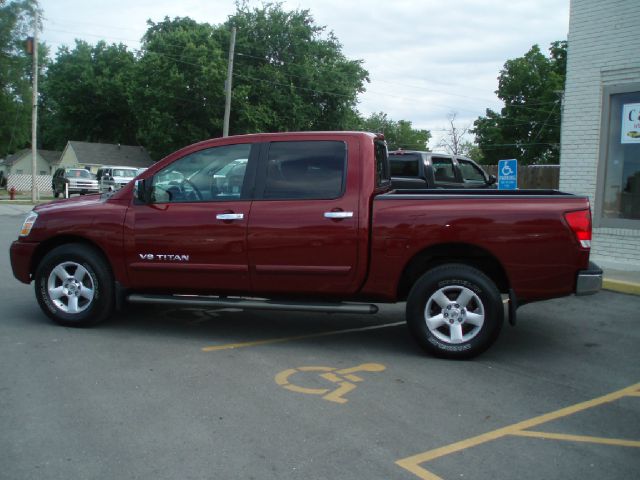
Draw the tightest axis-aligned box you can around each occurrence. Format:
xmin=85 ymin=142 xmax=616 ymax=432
xmin=390 ymin=150 xmax=496 ymax=189
xmin=10 ymin=132 xmax=602 ymax=359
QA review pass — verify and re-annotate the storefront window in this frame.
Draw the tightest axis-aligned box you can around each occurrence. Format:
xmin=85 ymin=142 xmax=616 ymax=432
xmin=601 ymin=89 xmax=640 ymax=223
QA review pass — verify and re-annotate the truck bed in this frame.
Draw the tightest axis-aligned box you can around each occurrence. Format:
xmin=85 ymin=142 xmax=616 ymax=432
xmin=364 ymin=188 xmax=591 ymax=303
xmin=381 ymin=189 xmax=580 ymax=199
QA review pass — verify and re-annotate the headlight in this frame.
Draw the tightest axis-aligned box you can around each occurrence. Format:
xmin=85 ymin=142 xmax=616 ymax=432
xmin=19 ymin=211 xmax=38 ymax=237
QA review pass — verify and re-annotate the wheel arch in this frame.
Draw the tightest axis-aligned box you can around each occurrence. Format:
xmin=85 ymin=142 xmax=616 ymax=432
xmin=397 ymin=243 xmax=510 ymax=301
xmin=31 ymin=235 xmax=114 ymax=280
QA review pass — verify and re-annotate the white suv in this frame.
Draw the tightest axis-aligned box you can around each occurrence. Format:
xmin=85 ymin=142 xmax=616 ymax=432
xmin=97 ymin=166 xmax=139 ymax=193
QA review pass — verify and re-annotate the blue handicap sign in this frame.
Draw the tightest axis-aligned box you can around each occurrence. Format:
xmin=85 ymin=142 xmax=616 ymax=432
xmin=498 ymin=159 xmax=518 ymax=190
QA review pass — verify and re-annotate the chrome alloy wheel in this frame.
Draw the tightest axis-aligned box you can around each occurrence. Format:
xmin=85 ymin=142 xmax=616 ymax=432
xmin=46 ymin=261 xmax=95 ymax=314
xmin=424 ymin=285 xmax=485 ymax=344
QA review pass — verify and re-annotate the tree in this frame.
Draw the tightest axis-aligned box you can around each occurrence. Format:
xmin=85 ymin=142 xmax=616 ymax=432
xmin=0 ymin=0 xmax=45 ymax=156
xmin=459 ymin=141 xmax=484 ymax=163
xmin=36 ymin=3 xmax=373 ymax=159
xmin=225 ymin=2 xmax=368 ymax=135
xmin=128 ymin=4 xmax=370 ymax=159
xmin=436 ymin=112 xmax=471 ymax=155
xmin=130 ymin=17 xmax=227 ymax=159
xmin=473 ymin=41 xmax=566 ymax=165
xmin=358 ymin=112 xmax=430 ymax=151
xmin=40 ymin=40 xmax=137 ymax=150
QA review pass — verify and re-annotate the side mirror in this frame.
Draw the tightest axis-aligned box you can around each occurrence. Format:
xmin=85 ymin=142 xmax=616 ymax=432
xmin=488 ymin=174 xmax=497 ymax=185
xmin=134 ymin=178 xmax=152 ymax=204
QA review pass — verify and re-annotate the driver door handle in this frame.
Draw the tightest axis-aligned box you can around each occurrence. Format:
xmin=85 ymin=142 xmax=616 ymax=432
xmin=216 ymin=213 xmax=244 ymax=220
xmin=324 ymin=211 xmax=354 ymax=219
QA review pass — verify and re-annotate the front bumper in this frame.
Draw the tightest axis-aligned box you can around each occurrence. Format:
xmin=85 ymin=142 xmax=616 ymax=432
xmin=10 ymin=240 xmax=38 ymax=284
xmin=69 ymin=187 xmax=100 ymax=194
xmin=576 ymin=261 xmax=602 ymax=296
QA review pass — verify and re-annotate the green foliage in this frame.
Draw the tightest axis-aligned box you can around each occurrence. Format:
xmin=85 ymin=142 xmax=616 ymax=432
xmin=0 ymin=0 xmax=44 ymax=156
xmin=40 ymin=40 xmax=137 ymax=150
xmin=473 ymin=41 xmax=566 ymax=165
xmin=225 ymin=3 xmax=368 ymax=135
xmin=357 ymin=112 xmax=430 ymax=151
xmin=131 ymin=17 xmax=226 ymax=159
xmin=15 ymin=2 xmax=420 ymax=161
xmin=459 ymin=141 xmax=484 ymax=163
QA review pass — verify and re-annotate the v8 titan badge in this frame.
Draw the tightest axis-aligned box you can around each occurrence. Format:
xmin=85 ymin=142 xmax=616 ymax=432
xmin=275 ymin=363 xmax=386 ymax=404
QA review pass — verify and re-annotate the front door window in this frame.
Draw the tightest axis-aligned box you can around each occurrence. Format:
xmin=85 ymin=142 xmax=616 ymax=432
xmin=152 ymin=144 xmax=251 ymax=203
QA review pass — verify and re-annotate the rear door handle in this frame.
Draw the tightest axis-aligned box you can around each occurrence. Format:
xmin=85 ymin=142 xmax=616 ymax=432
xmin=216 ymin=213 xmax=244 ymax=220
xmin=324 ymin=211 xmax=354 ymax=219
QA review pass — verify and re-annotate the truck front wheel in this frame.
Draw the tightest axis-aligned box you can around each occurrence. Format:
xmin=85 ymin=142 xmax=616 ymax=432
xmin=406 ymin=264 xmax=503 ymax=359
xmin=34 ymin=244 xmax=114 ymax=327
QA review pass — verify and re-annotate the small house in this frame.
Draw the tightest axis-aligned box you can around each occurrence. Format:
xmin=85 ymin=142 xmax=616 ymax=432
xmin=56 ymin=141 xmax=153 ymax=174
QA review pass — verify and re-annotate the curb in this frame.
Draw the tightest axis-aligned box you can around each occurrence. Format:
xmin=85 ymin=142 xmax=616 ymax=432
xmin=603 ymin=278 xmax=640 ymax=296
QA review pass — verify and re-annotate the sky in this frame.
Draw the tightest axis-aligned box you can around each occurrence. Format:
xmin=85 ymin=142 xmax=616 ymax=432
xmin=37 ymin=0 xmax=570 ymax=147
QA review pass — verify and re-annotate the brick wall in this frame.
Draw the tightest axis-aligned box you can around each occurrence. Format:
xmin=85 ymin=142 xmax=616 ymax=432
xmin=560 ymin=0 xmax=640 ymax=268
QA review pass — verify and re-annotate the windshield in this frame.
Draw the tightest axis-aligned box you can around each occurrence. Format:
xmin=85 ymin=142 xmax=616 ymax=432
xmin=113 ymin=169 xmax=138 ymax=178
xmin=67 ymin=169 xmax=92 ymax=179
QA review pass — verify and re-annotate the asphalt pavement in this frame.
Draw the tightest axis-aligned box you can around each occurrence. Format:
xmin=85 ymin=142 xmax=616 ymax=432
xmin=1 ymin=206 xmax=639 ymax=480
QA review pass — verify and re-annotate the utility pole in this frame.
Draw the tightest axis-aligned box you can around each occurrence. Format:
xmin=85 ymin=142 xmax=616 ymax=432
xmin=31 ymin=9 xmax=39 ymax=202
xmin=223 ymin=26 xmax=236 ymax=137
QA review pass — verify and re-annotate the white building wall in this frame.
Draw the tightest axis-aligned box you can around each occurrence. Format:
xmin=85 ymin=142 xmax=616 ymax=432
xmin=560 ymin=0 xmax=640 ymax=269
xmin=58 ymin=145 xmax=79 ymax=168
xmin=8 ymin=152 xmax=51 ymax=176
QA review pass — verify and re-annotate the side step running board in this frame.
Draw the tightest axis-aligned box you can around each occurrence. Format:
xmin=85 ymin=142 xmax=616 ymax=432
xmin=127 ymin=294 xmax=379 ymax=315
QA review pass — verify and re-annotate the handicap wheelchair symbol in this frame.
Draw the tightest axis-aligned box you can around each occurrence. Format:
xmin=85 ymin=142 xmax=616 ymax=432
xmin=501 ymin=164 xmax=514 ymax=176
xmin=275 ymin=363 xmax=386 ymax=404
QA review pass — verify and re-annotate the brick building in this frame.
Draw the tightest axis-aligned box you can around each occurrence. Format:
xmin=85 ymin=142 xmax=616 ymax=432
xmin=560 ymin=0 xmax=640 ymax=269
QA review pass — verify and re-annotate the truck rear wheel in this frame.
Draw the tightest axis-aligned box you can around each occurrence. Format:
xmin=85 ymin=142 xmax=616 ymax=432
xmin=34 ymin=244 xmax=114 ymax=327
xmin=406 ymin=264 xmax=503 ymax=359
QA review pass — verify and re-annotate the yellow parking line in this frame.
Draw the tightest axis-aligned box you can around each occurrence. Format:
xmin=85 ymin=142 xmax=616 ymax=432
xmin=396 ymin=382 xmax=640 ymax=480
xmin=201 ymin=321 xmax=405 ymax=352
xmin=512 ymin=430 xmax=640 ymax=448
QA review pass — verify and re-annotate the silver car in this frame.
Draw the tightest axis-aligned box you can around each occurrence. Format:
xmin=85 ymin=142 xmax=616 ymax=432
xmin=52 ymin=168 xmax=99 ymax=197
xmin=97 ymin=166 xmax=139 ymax=193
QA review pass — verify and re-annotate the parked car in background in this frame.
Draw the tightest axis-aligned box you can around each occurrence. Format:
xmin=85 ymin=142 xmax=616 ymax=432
xmin=52 ymin=167 xmax=99 ymax=197
xmin=97 ymin=166 xmax=139 ymax=193
xmin=389 ymin=150 xmax=496 ymax=189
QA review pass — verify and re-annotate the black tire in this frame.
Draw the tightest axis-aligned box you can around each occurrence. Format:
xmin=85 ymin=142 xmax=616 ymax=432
xmin=53 ymin=187 xmax=59 ymax=198
xmin=406 ymin=264 xmax=503 ymax=359
xmin=34 ymin=243 xmax=114 ymax=327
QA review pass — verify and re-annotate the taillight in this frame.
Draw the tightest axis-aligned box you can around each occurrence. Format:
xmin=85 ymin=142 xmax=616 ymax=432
xmin=564 ymin=209 xmax=592 ymax=249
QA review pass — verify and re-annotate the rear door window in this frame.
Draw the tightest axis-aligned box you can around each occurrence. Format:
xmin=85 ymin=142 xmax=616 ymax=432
xmin=389 ymin=154 xmax=421 ymax=177
xmin=374 ymin=140 xmax=390 ymax=188
xmin=262 ymin=141 xmax=346 ymax=199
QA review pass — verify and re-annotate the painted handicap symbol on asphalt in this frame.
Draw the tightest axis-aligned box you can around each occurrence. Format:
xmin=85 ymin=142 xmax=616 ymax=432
xmin=275 ymin=363 xmax=386 ymax=404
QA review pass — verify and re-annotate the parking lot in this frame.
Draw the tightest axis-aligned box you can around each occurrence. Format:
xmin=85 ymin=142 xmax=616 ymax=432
xmin=1 ymin=211 xmax=639 ymax=480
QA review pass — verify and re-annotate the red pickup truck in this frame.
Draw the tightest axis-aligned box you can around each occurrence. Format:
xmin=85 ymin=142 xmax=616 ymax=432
xmin=10 ymin=132 xmax=602 ymax=359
